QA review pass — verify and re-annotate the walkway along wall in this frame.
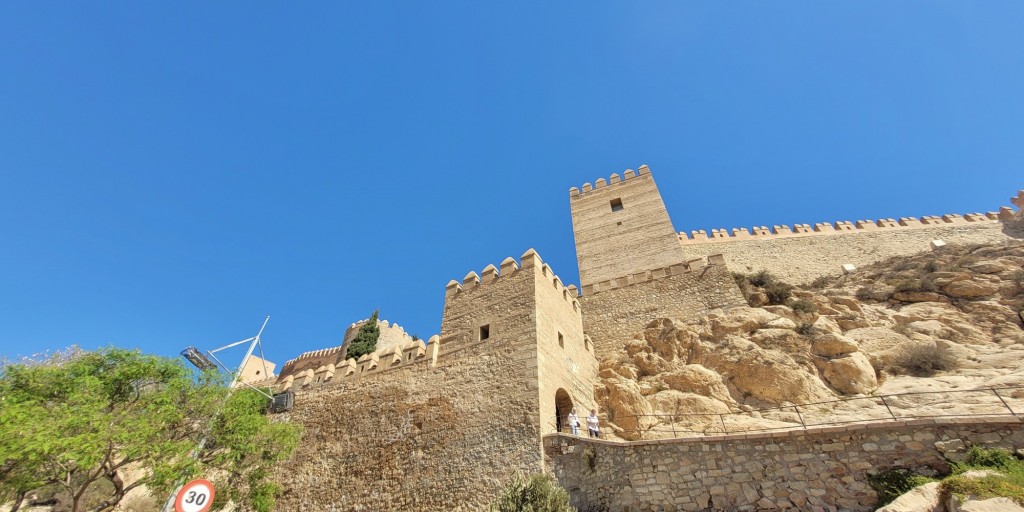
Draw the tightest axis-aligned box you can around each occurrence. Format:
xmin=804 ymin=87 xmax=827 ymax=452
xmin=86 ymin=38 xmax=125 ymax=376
xmin=544 ymin=417 xmax=1024 ymax=512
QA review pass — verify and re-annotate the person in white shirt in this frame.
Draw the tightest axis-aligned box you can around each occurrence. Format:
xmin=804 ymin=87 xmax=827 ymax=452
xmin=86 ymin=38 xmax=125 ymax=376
xmin=567 ymin=408 xmax=580 ymax=435
xmin=586 ymin=409 xmax=600 ymax=438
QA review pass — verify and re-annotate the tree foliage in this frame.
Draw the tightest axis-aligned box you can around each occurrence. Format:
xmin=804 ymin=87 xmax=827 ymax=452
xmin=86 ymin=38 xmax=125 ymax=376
xmin=489 ymin=473 xmax=576 ymax=512
xmin=345 ymin=309 xmax=381 ymax=359
xmin=0 ymin=347 xmax=301 ymax=512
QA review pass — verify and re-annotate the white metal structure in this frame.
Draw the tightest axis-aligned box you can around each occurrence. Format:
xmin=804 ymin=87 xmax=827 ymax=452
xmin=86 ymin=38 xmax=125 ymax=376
xmin=161 ymin=316 xmax=273 ymax=512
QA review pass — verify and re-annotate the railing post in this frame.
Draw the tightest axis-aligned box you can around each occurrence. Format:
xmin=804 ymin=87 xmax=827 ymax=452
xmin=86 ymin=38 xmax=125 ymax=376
xmin=719 ymin=414 xmax=727 ymax=434
xmin=671 ymin=414 xmax=677 ymax=437
xmin=880 ymin=396 xmax=897 ymax=421
xmin=992 ymin=388 xmax=1016 ymax=416
xmin=793 ymin=405 xmax=806 ymax=430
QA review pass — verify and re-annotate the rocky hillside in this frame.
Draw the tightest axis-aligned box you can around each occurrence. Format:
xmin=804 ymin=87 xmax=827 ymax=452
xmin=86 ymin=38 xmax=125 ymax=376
xmin=597 ymin=240 xmax=1024 ymax=440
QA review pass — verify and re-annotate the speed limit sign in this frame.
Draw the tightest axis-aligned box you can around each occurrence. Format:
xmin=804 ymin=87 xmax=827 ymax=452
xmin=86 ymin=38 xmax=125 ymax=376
xmin=174 ymin=479 xmax=215 ymax=512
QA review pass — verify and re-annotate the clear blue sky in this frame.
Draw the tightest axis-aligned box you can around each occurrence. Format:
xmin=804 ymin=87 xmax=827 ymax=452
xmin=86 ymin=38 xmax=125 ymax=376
xmin=1 ymin=3 xmax=1022 ymax=368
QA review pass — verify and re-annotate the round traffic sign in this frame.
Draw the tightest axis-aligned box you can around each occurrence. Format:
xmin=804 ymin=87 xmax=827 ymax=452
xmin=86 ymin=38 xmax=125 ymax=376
xmin=175 ymin=479 xmax=216 ymax=512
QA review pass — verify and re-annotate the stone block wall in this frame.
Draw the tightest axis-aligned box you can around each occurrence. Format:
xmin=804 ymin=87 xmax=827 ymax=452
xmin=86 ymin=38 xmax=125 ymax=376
xmin=681 ymin=218 xmax=1022 ymax=285
xmin=579 ymin=257 xmax=747 ymax=357
xmin=272 ymin=249 xmax=601 ymax=511
xmin=534 ymin=259 xmax=599 ymax=434
xmin=570 ymin=165 xmax=687 ymax=288
xmin=545 ymin=417 xmax=1024 ymax=512
xmin=273 ymin=340 xmax=544 ymax=512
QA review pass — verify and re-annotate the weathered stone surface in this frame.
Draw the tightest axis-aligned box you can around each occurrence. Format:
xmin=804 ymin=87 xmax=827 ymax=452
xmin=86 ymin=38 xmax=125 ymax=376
xmin=547 ymin=420 xmax=1024 ymax=512
xmin=822 ymin=352 xmax=877 ymax=394
xmin=945 ymin=279 xmax=999 ymax=298
xmin=811 ymin=333 xmax=859 ymax=357
xmin=877 ymin=481 xmax=942 ymax=512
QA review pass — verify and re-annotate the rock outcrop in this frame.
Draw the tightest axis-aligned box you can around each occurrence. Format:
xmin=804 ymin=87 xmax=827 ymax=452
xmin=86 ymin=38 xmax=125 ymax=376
xmin=594 ymin=241 xmax=1024 ymax=439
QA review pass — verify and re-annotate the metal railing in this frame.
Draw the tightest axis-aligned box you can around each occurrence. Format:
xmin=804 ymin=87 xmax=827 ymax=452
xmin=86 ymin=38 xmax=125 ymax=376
xmin=551 ymin=386 xmax=1024 ymax=440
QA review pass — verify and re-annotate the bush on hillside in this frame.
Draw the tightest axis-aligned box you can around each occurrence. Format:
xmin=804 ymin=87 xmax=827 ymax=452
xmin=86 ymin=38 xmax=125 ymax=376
xmin=490 ymin=473 xmax=576 ymax=512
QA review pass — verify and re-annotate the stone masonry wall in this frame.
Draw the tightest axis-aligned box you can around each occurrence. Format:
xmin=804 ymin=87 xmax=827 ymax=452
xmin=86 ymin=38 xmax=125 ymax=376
xmin=273 ymin=340 xmax=543 ymax=512
xmin=681 ymin=220 xmax=1023 ymax=285
xmin=545 ymin=417 xmax=1024 ymax=512
xmin=579 ymin=257 xmax=747 ymax=358
xmin=534 ymin=260 xmax=600 ymax=434
xmin=570 ymin=166 xmax=687 ymax=288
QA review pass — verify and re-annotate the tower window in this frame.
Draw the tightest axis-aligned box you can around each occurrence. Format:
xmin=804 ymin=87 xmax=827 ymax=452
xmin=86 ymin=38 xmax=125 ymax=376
xmin=480 ymin=324 xmax=490 ymax=341
xmin=558 ymin=332 xmax=564 ymax=348
xmin=610 ymin=198 xmax=624 ymax=212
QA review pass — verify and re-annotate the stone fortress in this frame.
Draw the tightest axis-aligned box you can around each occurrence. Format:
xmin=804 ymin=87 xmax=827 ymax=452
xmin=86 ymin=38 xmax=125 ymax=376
xmin=268 ymin=166 xmax=1023 ymax=511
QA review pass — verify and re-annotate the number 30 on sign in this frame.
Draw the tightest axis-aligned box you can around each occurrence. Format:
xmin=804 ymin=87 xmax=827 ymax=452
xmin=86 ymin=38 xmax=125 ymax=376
xmin=175 ymin=479 xmax=215 ymax=512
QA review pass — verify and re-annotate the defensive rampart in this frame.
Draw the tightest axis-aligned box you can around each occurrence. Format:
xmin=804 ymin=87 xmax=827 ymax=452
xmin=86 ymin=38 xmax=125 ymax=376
xmin=579 ymin=254 xmax=747 ymax=357
xmin=545 ymin=417 xmax=1024 ymax=512
xmin=676 ymin=190 xmax=1024 ymax=284
xmin=272 ymin=250 xmax=600 ymax=511
xmin=273 ymin=339 xmax=543 ymax=512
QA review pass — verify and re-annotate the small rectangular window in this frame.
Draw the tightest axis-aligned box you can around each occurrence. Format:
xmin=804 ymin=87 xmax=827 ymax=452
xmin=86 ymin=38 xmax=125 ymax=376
xmin=610 ymin=198 xmax=624 ymax=212
xmin=558 ymin=332 xmax=564 ymax=348
xmin=480 ymin=324 xmax=490 ymax=341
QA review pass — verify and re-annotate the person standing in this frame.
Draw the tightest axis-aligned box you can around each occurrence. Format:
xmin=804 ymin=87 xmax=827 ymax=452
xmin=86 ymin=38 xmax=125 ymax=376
xmin=586 ymin=409 xmax=600 ymax=438
xmin=567 ymin=408 xmax=580 ymax=436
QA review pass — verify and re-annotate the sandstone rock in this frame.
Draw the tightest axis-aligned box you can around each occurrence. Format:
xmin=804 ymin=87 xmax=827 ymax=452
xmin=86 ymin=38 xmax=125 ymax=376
xmin=765 ymin=317 xmax=797 ymax=329
xmin=822 ymin=352 xmax=877 ymax=394
xmin=969 ymin=260 xmax=1010 ymax=274
xmin=749 ymin=328 xmax=808 ymax=356
xmin=647 ymin=390 xmax=730 ymax=416
xmin=604 ymin=380 xmax=651 ymax=440
xmin=660 ymin=365 xmax=734 ymax=404
xmin=945 ymin=279 xmax=999 ymax=298
xmin=892 ymin=291 xmax=948 ymax=303
xmin=932 ymin=272 xmax=972 ymax=287
xmin=708 ymin=308 xmax=781 ymax=340
xmin=844 ymin=327 xmax=927 ymax=369
xmin=704 ymin=338 xmax=833 ymax=404
xmin=876 ymin=481 xmax=941 ymax=512
xmin=762 ymin=305 xmax=796 ymax=320
xmin=893 ymin=302 xmax=965 ymax=325
xmin=955 ymin=497 xmax=1024 ymax=512
xmin=811 ymin=333 xmax=859 ymax=357
xmin=829 ymin=295 xmax=864 ymax=313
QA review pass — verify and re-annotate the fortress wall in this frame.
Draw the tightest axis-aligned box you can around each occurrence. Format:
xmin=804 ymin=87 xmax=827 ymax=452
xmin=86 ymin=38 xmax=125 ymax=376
xmin=675 ymin=221 xmax=1019 ymax=286
xmin=579 ymin=257 xmax=747 ymax=358
xmin=570 ymin=166 xmax=687 ymax=287
xmin=682 ymin=221 xmax=1022 ymax=285
xmin=277 ymin=347 xmax=345 ymax=382
xmin=533 ymin=260 xmax=599 ymax=434
xmin=545 ymin=418 xmax=1024 ymax=512
xmin=273 ymin=339 xmax=545 ymax=512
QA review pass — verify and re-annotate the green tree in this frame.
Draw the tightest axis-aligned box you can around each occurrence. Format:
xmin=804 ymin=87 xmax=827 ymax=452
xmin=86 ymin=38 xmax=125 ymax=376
xmin=345 ymin=310 xmax=381 ymax=359
xmin=0 ymin=347 xmax=301 ymax=512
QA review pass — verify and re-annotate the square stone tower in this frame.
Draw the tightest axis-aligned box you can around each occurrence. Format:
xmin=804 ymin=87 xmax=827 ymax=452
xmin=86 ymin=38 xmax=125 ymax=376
xmin=569 ymin=165 xmax=687 ymax=287
xmin=440 ymin=249 xmax=598 ymax=435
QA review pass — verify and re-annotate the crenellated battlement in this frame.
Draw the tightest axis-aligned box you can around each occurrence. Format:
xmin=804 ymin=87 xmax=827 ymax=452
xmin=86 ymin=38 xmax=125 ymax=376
xmin=679 ymin=211 xmax=1009 ymax=245
xmin=568 ymin=164 xmax=651 ymax=198
xmin=277 ymin=336 xmax=440 ymax=393
xmin=443 ymin=248 xmax=582 ymax=312
xmin=283 ymin=346 xmax=344 ymax=367
xmin=580 ymin=254 xmax=728 ymax=296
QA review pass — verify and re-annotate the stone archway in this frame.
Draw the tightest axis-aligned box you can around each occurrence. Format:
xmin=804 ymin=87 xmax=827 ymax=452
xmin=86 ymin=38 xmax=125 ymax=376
xmin=555 ymin=388 xmax=574 ymax=433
